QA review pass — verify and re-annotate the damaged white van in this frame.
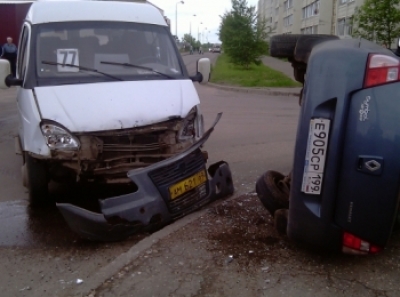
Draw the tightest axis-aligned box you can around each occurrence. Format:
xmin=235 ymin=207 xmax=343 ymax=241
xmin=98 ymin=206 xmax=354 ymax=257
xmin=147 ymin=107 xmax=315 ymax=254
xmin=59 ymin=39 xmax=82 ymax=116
xmin=0 ymin=1 xmax=233 ymax=240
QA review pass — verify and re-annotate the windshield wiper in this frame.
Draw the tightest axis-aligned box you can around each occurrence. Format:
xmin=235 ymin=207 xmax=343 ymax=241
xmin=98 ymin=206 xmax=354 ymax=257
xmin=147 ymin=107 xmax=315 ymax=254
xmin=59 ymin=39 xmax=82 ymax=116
xmin=41 ymin=61 xmax=123 ymax=81
xmin=100 ymin=61 xmax=175 ymax=79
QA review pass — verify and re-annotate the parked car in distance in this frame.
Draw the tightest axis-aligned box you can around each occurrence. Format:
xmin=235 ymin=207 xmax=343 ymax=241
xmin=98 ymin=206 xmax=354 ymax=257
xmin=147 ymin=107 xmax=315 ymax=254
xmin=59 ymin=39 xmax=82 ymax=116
xmin=212 ymin=44 xmax=221 ymax=53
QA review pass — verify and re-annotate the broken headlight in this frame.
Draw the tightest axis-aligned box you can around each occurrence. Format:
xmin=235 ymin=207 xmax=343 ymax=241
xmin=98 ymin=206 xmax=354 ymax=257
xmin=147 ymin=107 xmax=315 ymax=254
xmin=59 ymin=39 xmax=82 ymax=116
xmin=178 ymin=106 xmax=204 ymax=141
xmin=40 ymin=121 xmax=80 ymax=150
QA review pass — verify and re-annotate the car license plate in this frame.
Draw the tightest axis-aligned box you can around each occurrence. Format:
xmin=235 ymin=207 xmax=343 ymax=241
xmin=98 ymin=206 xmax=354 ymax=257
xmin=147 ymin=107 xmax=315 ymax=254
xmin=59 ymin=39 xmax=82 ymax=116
xmin=302 ymin=118 xmax=330 ymax=195
xmin=169 ymin=170 xmax=208 ymax=200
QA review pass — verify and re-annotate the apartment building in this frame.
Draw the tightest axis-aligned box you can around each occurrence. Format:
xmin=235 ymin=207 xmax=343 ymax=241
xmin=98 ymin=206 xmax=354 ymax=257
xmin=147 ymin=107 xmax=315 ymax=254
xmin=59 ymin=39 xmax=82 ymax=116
xmin=258 ymin=0 xmax=366 ymax=38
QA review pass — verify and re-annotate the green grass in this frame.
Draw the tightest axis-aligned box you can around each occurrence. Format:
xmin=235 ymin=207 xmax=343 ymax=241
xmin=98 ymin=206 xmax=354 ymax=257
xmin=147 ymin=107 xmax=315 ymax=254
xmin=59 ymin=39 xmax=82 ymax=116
xmin=210 ymin=54 xmax=300 ymax=88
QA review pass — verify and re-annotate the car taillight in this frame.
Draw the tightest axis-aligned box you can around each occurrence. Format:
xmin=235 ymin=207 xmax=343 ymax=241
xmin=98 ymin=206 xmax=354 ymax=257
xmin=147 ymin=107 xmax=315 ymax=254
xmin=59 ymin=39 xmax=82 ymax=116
xmin=364 ymin=54 xmax=400 ymax=88
xmin=342 ymin=232 xmax=382 ymax=255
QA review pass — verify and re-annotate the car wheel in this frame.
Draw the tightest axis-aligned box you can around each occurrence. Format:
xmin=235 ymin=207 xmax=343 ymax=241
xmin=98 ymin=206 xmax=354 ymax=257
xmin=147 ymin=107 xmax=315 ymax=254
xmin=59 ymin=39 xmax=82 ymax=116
xmin=24 ymin=152 xmax=50 ymax=207
xmin=298 ymin=87 xmax=304 ymax=106
xmin=274 ymin=208 xmax=288 ymax=235
xmin=294 ymin=34 xmax=339 ymax=64
xmin=256 ymin=170 xmax=290 ymax=217
xmin=292 ymin=62 xmax=307 ymax=84
xmin=393 ymin=204 xmax=400 ymax=231
xmin=269 ymin=34 xmax=302 ymax=58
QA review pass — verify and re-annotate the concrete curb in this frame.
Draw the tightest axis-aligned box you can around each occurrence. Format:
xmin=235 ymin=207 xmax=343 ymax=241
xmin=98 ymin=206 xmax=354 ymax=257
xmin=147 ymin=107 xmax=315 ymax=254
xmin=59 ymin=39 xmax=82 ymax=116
xmin=206 ymin=82 xmax=302 ymax=97
xmin=69 ymin=193 xmax=243 ymax=297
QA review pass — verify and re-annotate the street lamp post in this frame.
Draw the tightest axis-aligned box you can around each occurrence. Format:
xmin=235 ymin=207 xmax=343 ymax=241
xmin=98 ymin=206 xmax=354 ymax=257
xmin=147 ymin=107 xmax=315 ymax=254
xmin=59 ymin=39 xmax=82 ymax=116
xmin=175 ymin=1 xmax=184 ymax=38
xmin=197 ymin=22 xmax=202 ymax=43
xmin=190 ymin=14 xmax=196 ymax=37
xmin=201 ymin=27 xmax=207 ymax=44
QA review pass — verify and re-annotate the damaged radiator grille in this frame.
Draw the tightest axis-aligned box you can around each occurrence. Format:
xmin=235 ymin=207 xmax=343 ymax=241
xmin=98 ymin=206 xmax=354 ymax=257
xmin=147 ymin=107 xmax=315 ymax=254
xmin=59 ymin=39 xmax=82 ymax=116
xmin=148 ymin=149 xmax=209 ymax=217
xmin=148 ymin=149 xmax=206 ymax=186
xmin=169 ymin=183 xmax=210 ymax=219
xmin=78 ymin=120 xmax=183 ymax=159
xmin=75 ymin=120 xmax=187 ymax=178
xmin=100 ymin=134 xmax=163 ymax=155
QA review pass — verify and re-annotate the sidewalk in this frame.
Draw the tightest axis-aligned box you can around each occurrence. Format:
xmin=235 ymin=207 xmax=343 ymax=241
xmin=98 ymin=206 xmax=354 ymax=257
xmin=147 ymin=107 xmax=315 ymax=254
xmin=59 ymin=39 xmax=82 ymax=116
xmin=261 ymin=56 xmax=295 ymax=81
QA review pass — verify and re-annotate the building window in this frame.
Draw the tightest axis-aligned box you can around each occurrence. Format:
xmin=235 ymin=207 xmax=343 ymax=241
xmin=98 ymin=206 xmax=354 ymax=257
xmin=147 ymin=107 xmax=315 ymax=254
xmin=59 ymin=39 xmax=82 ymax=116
xmin=283 ymin=14 xmax=293 ymax=27
xmin=340 ymin=0 xmax=355 ymax=4
xmin=347 ymin=18 xmax=353 ymax=35
xmin=283 ymin=0 xmax=293 ymax=11
xmin=302 ymin=0 xmax=320 ymax=19
xmin=301 ymin=25 xmax=319 ymax=34
xmin=337 ymin=18 xmax=345 ymax=35
xmin=337 ymin=17 xmax=352 ymax=36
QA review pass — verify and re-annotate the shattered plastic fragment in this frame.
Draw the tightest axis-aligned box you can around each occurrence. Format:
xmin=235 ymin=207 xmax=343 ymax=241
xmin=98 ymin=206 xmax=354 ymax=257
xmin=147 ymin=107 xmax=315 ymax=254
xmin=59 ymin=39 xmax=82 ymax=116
xmin=225 ymin=255 xmax=234 ymax=264
xmin=76 ymin=279 xmax=84 ymax=284
xmin=19 ymin=286 xmax=31 ymax=291
xmin=249 ymin=250 xmax=254 ymax=254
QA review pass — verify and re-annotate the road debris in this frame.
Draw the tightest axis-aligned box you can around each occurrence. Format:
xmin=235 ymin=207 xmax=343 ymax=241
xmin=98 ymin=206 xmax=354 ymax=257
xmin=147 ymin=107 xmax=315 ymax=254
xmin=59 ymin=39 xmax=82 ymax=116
xmin=225 ymin=255 xmax=234 ymax=264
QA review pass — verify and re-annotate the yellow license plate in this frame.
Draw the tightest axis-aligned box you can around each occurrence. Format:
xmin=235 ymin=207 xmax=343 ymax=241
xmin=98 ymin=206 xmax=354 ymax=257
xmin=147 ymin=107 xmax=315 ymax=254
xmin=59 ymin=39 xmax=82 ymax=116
xmin=169 ymin=170 xmax=207 ymax=200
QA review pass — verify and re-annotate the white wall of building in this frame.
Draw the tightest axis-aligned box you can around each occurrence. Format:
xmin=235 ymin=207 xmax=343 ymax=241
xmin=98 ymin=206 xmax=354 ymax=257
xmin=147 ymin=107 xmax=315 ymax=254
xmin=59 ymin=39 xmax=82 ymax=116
xmin=258 ymin=0 xmax=366 ymax=37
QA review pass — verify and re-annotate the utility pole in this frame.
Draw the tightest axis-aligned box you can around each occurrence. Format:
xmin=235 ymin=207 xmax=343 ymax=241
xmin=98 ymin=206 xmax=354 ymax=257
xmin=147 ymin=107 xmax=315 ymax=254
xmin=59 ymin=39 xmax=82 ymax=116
xmin=175 ymin=1 xmax=184 ymax=38
xmin=190 ymin=14 xmax=196 ymax=37
xmin=332 ymin=0 xmax=337 ymax=35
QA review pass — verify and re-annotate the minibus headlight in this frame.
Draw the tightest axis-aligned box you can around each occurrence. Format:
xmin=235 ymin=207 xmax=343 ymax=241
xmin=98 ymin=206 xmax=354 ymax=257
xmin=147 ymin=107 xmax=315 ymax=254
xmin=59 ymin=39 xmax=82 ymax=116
xmin=40 ymin=122 xmax=80 ymax=150
xmin=178 ymin=106 xmax=204 ymax=141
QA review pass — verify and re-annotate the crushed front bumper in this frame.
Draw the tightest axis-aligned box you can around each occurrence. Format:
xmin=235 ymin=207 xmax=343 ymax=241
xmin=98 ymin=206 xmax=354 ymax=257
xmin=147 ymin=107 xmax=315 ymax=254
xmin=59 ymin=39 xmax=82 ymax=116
xmin=56 ymin=114 xmax=234 ymax=241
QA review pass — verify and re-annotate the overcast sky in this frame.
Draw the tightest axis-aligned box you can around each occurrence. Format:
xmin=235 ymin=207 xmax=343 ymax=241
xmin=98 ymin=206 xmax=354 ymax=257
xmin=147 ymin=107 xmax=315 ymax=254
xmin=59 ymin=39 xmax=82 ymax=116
xmin=148 ymin=0 xmax=259 ymax=44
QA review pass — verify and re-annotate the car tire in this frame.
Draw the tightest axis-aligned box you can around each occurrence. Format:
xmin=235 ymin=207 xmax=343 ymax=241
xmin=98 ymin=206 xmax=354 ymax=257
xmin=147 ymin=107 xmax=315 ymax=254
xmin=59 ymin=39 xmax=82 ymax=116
xmin=292 ymin=62 xmax=307 ymax=84
xmin=269 ymin=34 xmax=302 ymax=58
xmin=298 ymin=87 xmax=304 ymax=106
xmin=274 ymin=208 xmax=289 ymax=235
xmin=393 ymin=204 xmax=400 ymax=231
xmin=256 ymin=170 xmax=290 ymax=217
xmin=25 ymin=152 xmax=50 ymax=207
xmin=294 ymin=34 xmax=339 ymax=64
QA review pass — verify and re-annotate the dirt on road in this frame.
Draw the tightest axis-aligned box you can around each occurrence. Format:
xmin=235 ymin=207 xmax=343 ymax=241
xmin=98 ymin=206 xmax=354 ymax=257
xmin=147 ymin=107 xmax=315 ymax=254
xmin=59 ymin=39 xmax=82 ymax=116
xmin=91 ymin=193 xmax=400 ymax=297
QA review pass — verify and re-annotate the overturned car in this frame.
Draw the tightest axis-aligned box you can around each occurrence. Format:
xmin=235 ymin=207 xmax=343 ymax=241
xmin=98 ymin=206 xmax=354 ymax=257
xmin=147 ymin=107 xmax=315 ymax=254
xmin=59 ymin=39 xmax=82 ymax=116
xmin=0 ymin=0 xmax=234 ymax=240
xmin=257 ymin=34 xmax=400 ymax=255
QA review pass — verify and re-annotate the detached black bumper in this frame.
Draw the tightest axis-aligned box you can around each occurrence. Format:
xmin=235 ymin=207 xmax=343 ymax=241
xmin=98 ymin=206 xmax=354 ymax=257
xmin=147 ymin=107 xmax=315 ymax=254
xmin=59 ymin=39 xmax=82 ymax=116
xmin=56 ymin=114 xmax=234 ymax=241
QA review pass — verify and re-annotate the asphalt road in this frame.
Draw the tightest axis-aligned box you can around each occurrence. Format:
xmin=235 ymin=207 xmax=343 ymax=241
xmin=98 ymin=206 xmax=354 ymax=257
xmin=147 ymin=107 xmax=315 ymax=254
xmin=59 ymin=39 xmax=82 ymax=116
xmin=0 ymin=53 xmax=298 ymax=296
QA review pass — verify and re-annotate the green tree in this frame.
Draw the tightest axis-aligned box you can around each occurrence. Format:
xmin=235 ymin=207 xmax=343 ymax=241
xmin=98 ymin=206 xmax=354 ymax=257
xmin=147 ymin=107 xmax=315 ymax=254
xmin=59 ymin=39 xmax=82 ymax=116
xmin=219 ymin=0 xmax=268 ymax=68
xmin=352 ymin=0 xmax=400 ymax=47
xmin=182 ymin=34 xmax=197 ymax=47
